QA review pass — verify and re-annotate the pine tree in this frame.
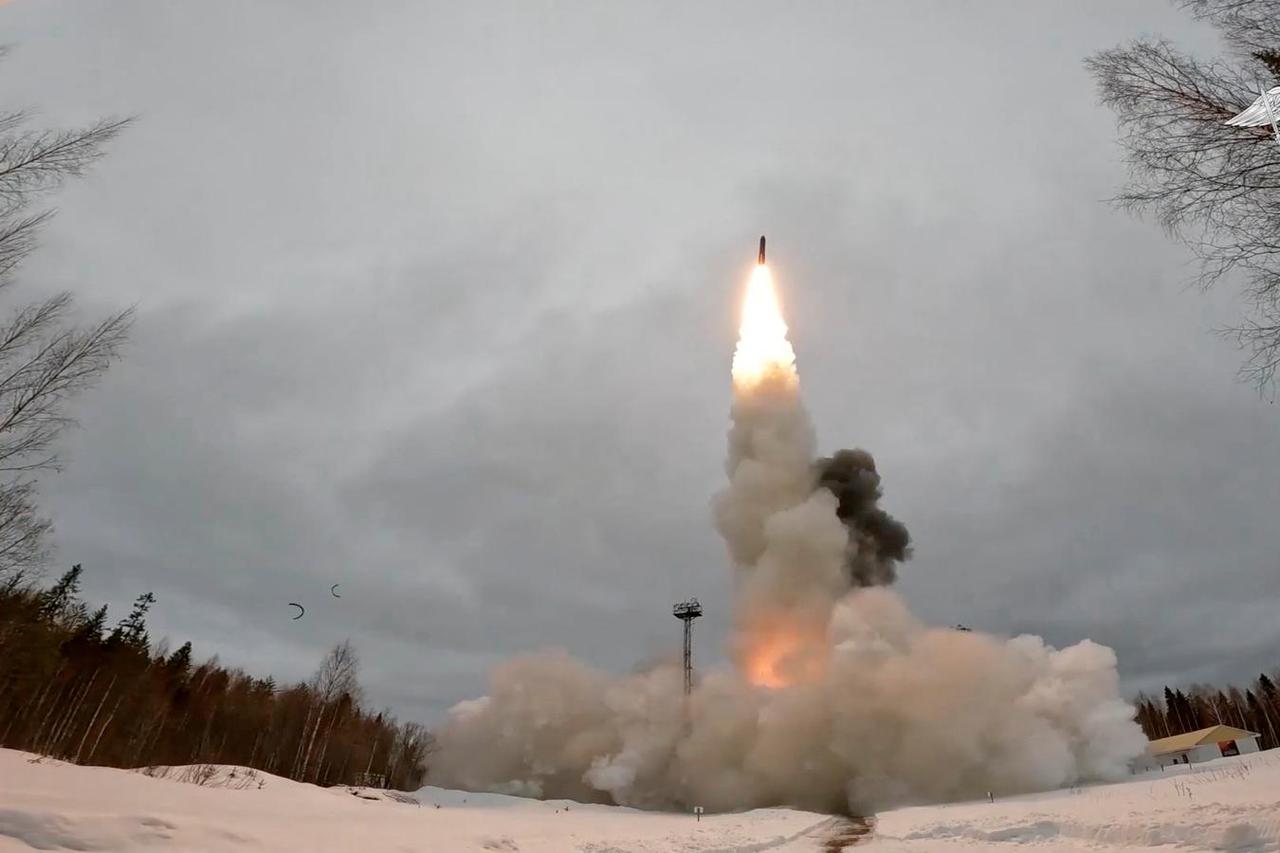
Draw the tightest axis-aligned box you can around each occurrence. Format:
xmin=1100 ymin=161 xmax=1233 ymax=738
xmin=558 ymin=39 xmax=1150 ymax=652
xmin=81 ymin=605 xmax=107 ymax=640
xmin=165 ymin=641 xmax=192 ymax=680
xmin=1245 ymin=690 xmax=1272 ymax=747
xmin=37 ymin=565 xmax=82 ymax=620
xmin=1133 ymin=695 xmax=1164 ymax=739
xmin=1164 ymin=686 xmax=1185 ymax=734
xmin=1174 ymin=688 xmax=1193 ymax=732
xmin=1255 ymin=50 xmax=1280 ymax=81
xmin=60 ymin=604 xmax=108 ymax=659
xmin=109 ymin=592 xmax=155 ymax=651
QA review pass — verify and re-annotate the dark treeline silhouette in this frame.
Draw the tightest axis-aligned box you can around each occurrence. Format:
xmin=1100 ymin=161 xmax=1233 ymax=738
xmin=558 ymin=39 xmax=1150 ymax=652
xmin=0 ymin=565 xmax=432 ymax=790
xmin=1133 ymin=673 xmax=1280 ymax=750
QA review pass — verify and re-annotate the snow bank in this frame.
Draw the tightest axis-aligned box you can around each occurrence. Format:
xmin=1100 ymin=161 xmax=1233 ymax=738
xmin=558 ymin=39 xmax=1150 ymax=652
xmin=0 ymin=748 xmax=823 ymax=852
xmin=878 ymin=752 xmax=1280 ymax=851
xmin=132 ymin=762 xmax=295 ymax=791
xmin=2 ymin=747 xmax=1277 ymax=851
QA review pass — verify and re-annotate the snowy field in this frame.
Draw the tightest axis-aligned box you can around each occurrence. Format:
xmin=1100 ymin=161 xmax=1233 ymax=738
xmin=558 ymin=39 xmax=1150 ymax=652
xmin=2 ymin=747 xmax=1278 ymax=852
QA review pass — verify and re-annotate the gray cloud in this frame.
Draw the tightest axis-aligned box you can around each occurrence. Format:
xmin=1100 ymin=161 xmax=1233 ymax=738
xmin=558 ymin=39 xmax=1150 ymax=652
xmin=0 ymin=0 xmax=1274 ymax=723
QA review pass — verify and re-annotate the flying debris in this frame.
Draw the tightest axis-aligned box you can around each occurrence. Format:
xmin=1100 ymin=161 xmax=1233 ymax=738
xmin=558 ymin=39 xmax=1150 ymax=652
xmin=1226 ymin=86 xmax=1280 ymax=140
xmin=330 ymin=584 xmax=341 ymax=598
xmin=757 ymin=235 xmax=766 ymax=265
xmin=288 ymin=602 xmax=305 ymax=620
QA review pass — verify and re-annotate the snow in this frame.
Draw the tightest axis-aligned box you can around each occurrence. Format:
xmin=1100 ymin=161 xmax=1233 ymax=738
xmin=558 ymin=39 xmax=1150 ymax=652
xmin=0 ymin=749 xmax=823 ymax=852
xmin=2 ymin=747 xmax=1278 ymax=851
xmin=881 ymin=754 xmax=1280 ymax=851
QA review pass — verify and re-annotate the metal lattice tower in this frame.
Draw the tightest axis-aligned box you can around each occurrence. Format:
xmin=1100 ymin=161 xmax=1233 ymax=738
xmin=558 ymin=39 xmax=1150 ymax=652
xmin=672 ymin=598 xmax=703 ymax=696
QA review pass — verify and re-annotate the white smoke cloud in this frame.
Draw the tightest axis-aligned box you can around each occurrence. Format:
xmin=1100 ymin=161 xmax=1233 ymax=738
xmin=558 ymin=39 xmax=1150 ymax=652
xmin=430 ymin=272 xmax=1146 ymax=815
xmin=430 ymin=588 xmax=1144 ymax=814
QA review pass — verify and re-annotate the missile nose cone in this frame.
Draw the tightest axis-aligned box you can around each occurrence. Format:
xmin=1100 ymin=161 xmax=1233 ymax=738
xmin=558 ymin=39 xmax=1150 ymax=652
xmin=758 ymin=235 xmax=766 ymax=265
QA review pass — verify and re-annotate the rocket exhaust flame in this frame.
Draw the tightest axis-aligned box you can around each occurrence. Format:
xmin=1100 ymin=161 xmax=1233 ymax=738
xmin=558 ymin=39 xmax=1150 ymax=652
xmin=731 ymin=263 xmax=797 ymax=392
xmin=428 ymin=237 xmax=1147 ymax=816
xmin=726 ymin=250 xmax=824 ymax=689
xmin=742 ymin=619 xmax=828 ymax=689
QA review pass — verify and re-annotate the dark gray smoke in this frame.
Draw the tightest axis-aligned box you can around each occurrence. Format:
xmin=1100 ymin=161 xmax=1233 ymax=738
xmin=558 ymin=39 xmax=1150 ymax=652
xmin=814 ymin=449 xmax=911 ymax=587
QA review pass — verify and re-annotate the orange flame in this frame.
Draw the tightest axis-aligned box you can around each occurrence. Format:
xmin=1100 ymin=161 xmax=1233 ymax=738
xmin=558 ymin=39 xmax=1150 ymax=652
xmin=731 ymin=264 xmax=797 ymax=392
xmin=742 ymin=621 xmax=827 ymax=689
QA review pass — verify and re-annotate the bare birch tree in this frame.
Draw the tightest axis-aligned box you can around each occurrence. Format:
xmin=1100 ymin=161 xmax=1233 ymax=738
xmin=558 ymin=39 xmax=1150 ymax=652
xmin=0 ymin=50 xmax=133 ymax=578
xmin=1087 ymin=0 xmax=1280 ymax=391
xmin=301 ymin=640 xmax=361 ymax=780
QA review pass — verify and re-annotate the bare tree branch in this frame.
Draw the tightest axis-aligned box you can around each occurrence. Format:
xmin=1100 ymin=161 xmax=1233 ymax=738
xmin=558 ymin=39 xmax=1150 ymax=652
xmin=0 ymin=61 xmax=134 ymax=578
xmin=312 ymin=640 xmax=362 ymax=704
xmin=0 ymin=114 xmax=132 ymax=290
xmin=0 ymin=480 xmax=51 ymax=575
xmin=1181 ymin=0 xmax=1280 ymax=58
xmin=1089 ymin=5 xmax=1280 ymax=391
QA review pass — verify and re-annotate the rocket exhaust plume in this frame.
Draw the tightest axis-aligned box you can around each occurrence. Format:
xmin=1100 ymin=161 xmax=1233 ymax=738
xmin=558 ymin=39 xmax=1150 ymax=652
xmin=716 ymin=243 xmax=907 ymax=685
xmin=430 ymin=240 xmax=1146 ymax=815
xmin=731 ymin=262 xmax=797 ymax=391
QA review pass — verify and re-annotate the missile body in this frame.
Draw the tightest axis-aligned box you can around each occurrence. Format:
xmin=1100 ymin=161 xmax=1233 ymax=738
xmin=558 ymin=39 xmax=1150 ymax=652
xmin=758 ymin=235 xmax=766 ymax=265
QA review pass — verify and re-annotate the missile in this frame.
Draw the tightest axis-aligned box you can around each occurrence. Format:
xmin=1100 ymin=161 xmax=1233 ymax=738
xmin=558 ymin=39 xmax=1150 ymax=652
xmin=757 ymin=235 xmax=766 ymax=265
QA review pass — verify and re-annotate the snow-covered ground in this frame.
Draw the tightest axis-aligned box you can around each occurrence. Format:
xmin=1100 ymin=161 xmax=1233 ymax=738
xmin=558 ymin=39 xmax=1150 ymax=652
xmin=878 ymin=754 xmax=1280 ymax=852
xmin=1 ymin=747 xmax=1277 ymax=851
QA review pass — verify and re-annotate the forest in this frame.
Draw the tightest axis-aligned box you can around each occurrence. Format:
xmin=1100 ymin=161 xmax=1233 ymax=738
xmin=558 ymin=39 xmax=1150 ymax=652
xmin=0 ymin=565 xmax=431 ymax=790
xmin=1133 ymin=678 xmax=1278 ymax=749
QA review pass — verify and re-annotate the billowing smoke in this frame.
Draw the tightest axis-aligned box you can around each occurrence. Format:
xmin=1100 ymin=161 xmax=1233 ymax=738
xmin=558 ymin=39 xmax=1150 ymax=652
xmin=815 ymin=448 xmax=911 ymax=587
xmin=429 ymin=264 xmax=1146 ymax=815
xmin=430 ymin=597 xmax=1143 ymax=815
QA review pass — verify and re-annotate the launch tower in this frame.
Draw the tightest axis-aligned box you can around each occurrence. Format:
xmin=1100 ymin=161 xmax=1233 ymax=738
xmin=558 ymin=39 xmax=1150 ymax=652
xmin=672 ymin=598 xmax=703 ymax=696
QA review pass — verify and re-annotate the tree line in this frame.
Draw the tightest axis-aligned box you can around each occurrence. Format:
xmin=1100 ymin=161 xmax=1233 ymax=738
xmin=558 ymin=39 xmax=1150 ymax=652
xmin=0 ymin=54 xmax=434 ymax=793
xmin=1133 ymin=673 xmax=1280 ymax=749
xmin=0 ymin=565 xmax=432 ymax=789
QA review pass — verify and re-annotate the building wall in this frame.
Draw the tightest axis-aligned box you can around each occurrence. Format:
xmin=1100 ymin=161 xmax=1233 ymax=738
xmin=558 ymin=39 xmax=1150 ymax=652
xmin=1171 ymin=737 xmax=1260 ymax=765
xmin=1149 ymin=744 xmax=1214 ymax=767
xmin=1130 ymin=733 xmax=1262 ymax=773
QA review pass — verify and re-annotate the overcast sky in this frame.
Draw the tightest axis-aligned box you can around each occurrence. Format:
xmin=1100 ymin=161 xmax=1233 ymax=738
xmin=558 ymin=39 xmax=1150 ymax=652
xmin=1 ymin=1 xmax=1276 ymax=721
